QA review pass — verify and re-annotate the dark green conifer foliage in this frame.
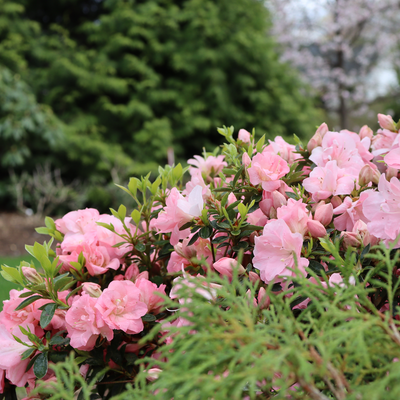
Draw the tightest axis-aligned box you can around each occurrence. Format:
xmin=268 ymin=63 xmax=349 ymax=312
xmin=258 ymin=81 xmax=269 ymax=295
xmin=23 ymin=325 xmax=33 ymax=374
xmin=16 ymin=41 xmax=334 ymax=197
xmin=23 ymin=0 xmax=320 ymax=166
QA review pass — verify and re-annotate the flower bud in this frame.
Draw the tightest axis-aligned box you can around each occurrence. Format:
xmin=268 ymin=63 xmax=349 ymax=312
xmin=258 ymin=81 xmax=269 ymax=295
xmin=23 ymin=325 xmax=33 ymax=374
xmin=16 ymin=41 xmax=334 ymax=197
xmin=238 ymin=129 xmax=251 ymax=143
xmin=246 ymin=289 xmax=258 ymax=307
xmin=307 ymin=123 xmax=328 ymax=153
xmin=125 ymin=263 xmax=140 ymax=281
xmin=331 ymin=196 xmax=342 ymax=209
xmin=359 ymin=125 xmax=373 ymax=140
xmin=378 ymin=113 xmax=397 ymax=132
xmin=81 ymin=282 xmax=102 ymax=298
xmin=314 ymin=202 xmax=333 ymax=226
xmin=22 ymin=267 xmax=43 ymax=285
xmin=249 ymin=271 xmax=260 ymax=284
xmin=257 ymin=287 xmax=270 ymax=310
xmin=341 ymin=231 xmax=362 ymax=249
xmin=307 ymin=219 xmax=327 ymax=238
xmin=359 ymin=164 xmax=381 ymax=186
xmin=242 ymin=152 xmax=251 ymax=167
xmin=386 ymin=167 xmax=399 ymax=181
xmin=213 ymin=257 xmax=245 ymax=281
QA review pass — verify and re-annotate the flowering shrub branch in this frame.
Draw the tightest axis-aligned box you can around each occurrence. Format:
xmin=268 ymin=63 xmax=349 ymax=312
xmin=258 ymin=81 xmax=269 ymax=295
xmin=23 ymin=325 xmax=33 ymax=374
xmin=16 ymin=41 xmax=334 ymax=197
xmin=1 ymin=113 xmax=400 ymax=399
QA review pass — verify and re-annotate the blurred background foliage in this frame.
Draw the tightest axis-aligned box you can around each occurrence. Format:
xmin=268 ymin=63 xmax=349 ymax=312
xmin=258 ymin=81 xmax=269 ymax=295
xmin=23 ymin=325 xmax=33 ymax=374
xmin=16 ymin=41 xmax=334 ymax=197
xmin=0 ymin=0 xmax=324 ymax=214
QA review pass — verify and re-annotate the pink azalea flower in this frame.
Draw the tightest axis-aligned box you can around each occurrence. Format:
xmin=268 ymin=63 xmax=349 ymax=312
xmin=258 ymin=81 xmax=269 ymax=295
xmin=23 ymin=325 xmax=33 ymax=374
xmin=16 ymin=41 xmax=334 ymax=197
xmin=153 ymin=186 xmax=204 ymax=245
xmin=82 ymin=243 xmax=120 ymax=276
xmin=95 ymin=281 xmax=148 ymax=334
xmin=55 ymin=208 xmax=100 ymax=235
xmin=263 ymin=136 xmax=301 ymax=164
xmin=238 ymin=129 xmax=251 ymax=143
xmin=253 ymin=219 xmax=309 ymax=284
xmin=371 ymin=129 xmax=398 ymax=156
xmin=277 ymin=198 xmax=311 ymax=237
xmin=187 ymin=155 xmax=227 ymax=179
xmin=385 ymin=147 xmax=400 ymax=169
xmin=363 ymin=174 xmax=400 ymax=247
xmin=134 ymin=278 xmax=166 ymax=314
xmin=0 ymin=323 xmax=35 ymax=387
xmin=303 ymin=160 xmax=355 ymax=202
xmin=248 ymin=153 xmax=289 ymax=192
xmin=65 ymin=294 xmax=113 ymax=351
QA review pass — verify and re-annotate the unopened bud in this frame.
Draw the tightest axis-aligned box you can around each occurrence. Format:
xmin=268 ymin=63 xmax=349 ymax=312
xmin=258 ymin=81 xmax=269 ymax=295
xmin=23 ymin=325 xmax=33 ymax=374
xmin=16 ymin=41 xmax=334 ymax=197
xmin=249 ymin=271 xmax=260 ymax=285
xmin=331 ymin=196 xmax=342 ymax=209
xmin=307 ymin=123 xmax=328 ymax=153
xmin=238 ymin=129 xmax=251 ymax=143
xmin=307 ymin=219 xmax=327 ymax=238
xmin=81 ymin=282 xmax=102 ymax=298
xmin=386 ymin=167 xmax=399 ymax=181
xmin=358 ymin=164 xmax=381 ymax=186
xmin=341 ymin=232 xmax=362 ymax=249
xmin=359 ymin=125 xmax=373 ymax=140
xmin=213 ymin=257 xmax=245 ymax=281
xmin=22 ymin=267 xmax=43 ymax=285
xmin=242 ymin=152 xmax=251 ymax=167
xmin=314 ymin=202 xmax=333 ymax=226
xmin=257 ymin=287 xmax=270 ymax=310
xmin=378 ymin=113 xmax=397 ymax=132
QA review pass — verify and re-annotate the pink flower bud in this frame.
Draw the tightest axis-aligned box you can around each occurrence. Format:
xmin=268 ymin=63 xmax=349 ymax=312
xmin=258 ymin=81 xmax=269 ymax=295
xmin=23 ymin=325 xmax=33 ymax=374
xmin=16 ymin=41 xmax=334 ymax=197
xmin=257 ymin=287 xmax=270 ymax=310
xmin=146 ymin=368 xmax=162 ymax=382
xmin=359 ymin=125 xmax=373 ymax=140
xmin=341 ymin=231 xmax=362 ymax=249
xmin=314 ymin=202 xmax=333 ymax=226
xmin=238 ymin=129 xmax=251 ymax=143
xmin=81 ymin=282 xmax=102 ymax=298
xmin=358 ymin=164 xmax=381 ymax=186
xmin=386 ymin=167 xmax=399 ymax=181
xmin=307 ymin=123 xmax=328 ymax=152
xmin=246 ymin=289 xmax=258 ymax=307
xmin=378 ymin=113 xmax=397 ymax=132
xmin=125 ymin=263 xmax=140 ymax=281
xmin=307 ymin=219 xmax=327 ymax=238
xmin=242 ymin=152 xmax=251 ymax=167
xmin=227 ymin=192 xmax=237 ymax=206
xmin=331 ymin=196 xmax=342 ymax=209
xmin=213 ymin=257 xmax=245 ymax=280
xmin=22 ymin=267 xmax=43 ymax=285
xmin=272 ymin=190 xmax=287 ymax=209
xmin=249 ymin=271 xmax=260 ymax=284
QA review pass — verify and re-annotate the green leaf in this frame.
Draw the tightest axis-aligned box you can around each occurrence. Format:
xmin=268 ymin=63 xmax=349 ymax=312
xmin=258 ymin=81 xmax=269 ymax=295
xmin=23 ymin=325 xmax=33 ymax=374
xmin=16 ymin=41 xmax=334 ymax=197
xmin=308 ymin=260 xmax=325 ymax=276
xmin=15 ymin=295 xmax=43 ymax=311
xmin=131 ymin=209 xmax=141 ymax=226
xmin=142 ymin=313 xmax=157 ymax=322
xmin=40 ymin=303 xmax=57 ymax=329
xmin=285 ymin=191 xmax=298 ymax=200
xmin=49 ymin=334 xmax=70 ymax=346
xmin=118 ymin=204 xmax=127 ymax=220
xmin=199 ymin=226 xmax=213 ymax=239
xmin=135 ymin=243 xmax=146 ymax=252
xmin=1 ymin=265 xmax=23 ymax=284
xmin=33 ymin=353 xmax=48 ymax=379
xmin=128 ymin=178 xmax=139 ymax=197
xmin=188 ymin=232 xmax=200 ymax=246
xmin=32 ymin=242 xmax=52 ymax=275
xmin=21 ymin=348 xmax=36 ymax=360
xmin=237 ymin=202 xmax=247 ymax=218
xmin=53 ymin=273 xmax=73 ymax=292
xmin=179 ymin=221 xmax=195 ymax=231
xmin=256 ymin=134 xmax=265 ymax=153
xmin=232 ymin=165 xmax=245 ymax=188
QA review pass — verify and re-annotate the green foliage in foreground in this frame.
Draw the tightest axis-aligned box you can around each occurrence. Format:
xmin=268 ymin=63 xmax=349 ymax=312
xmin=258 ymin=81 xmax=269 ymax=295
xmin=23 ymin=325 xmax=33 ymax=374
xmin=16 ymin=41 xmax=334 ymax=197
xmin=32 ymin=242 xmax=400 ymax=400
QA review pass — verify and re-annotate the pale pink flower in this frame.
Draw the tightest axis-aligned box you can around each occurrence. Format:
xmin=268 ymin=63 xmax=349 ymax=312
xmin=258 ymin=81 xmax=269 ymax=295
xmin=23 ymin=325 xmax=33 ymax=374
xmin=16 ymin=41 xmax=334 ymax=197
xmin=65 ymin=294 xmax=113 ymax=351
xmin=82 ymin=243 xmax=120 ymax=276
xmin=358 ymin=164 xmax=380 ymax=186
xmin=277 ymin=198 xmax=310 ymax=237
xmin=371 ymin=129 xmax=398 ymax=156
xmin=363 ymin=174 xmax=400 ymax=247
xmin=263 ymin=136 xmax=301 ymax=164
xmin=253 ymin=219 xmax=309 ymax=284
xmin=242 ymin=152 xmax=251 ymax=167
xmin=55 ymin=208 xmax=100 ymax=235
xmin=134 ymin=278 xmax=166 ymax=314
xmin=310 ymin=131 xmax=364 ymax=176
xmin=248 ymin=153 xmax=289 ymax=192
xmin=333 ymin=191 xmax=372 ymax=232
xmin=153 ymin=186 xmax=203 ymax=245
xmin=246 ymin=208 xmax=268 ymax=227
xmin=303 ymin=160 xmax=355 ymax=202
xmin=359 ymin=125 xmax=373 ymax=140
xmin=81 ymin=282 xmax=102 ymax=298
xmin=187 ymin=155 xmax=227 ymax=179
xmin=259 ymin=190 xmax=287 ymax=218
xmin=0 ymin=289 xmax=37 ymax=331
xmin=95 ymin=280 xmax=148 ymax=334
xmin=0 ymin=323 xmax=35 ymax=387
xmin=385 ymin=147 xmax=400 ymax=169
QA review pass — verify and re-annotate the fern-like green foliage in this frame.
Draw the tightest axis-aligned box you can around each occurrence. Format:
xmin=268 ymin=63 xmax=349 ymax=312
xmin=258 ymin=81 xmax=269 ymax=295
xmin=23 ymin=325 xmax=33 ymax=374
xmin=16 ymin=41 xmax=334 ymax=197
xmin=33 ymin=242 xmax=400 ymax=400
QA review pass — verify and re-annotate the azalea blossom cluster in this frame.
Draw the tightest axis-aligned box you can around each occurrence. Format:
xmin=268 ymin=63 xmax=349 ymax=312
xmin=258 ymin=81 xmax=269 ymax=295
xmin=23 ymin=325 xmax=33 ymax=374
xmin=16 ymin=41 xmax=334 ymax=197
xmin=1 ymin=113 xmax=400 ymax=398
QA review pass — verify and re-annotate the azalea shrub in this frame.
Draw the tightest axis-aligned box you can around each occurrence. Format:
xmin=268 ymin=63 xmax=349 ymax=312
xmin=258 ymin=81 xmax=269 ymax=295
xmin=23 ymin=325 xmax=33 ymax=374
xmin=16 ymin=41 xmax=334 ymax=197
xmin=1 ymin=113 xmax=400 ymax=399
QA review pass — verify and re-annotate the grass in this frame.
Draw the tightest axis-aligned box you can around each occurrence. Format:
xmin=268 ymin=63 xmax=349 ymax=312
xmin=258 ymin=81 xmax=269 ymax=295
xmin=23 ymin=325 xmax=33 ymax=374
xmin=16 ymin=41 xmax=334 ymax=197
xmin=0 ymin=255 xmax=35 ymax=309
